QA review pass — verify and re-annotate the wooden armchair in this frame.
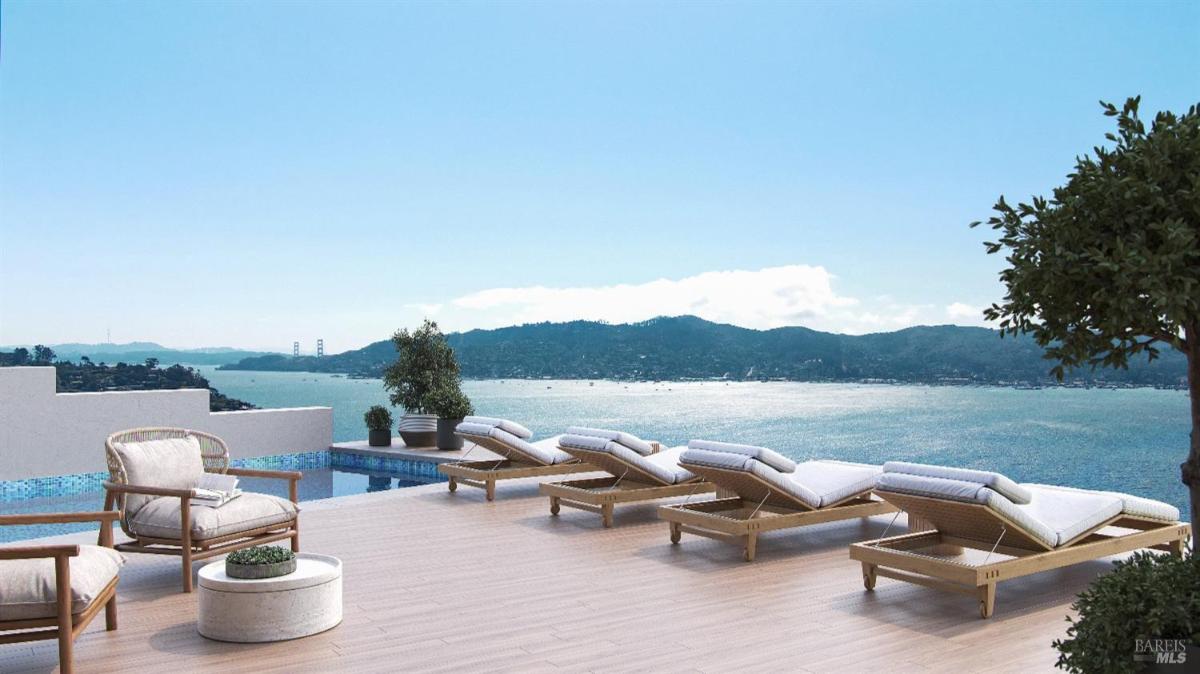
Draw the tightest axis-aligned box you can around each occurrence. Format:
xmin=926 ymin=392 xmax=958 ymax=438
xmin=102 ymin=427 xmax=302 ymax=592
xmin=0 ymin=511 xmax=122 ymax=674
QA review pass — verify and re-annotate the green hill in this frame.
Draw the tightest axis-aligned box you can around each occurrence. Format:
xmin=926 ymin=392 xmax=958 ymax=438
xmin=219 ymin=316 xmax=1188 ymax=387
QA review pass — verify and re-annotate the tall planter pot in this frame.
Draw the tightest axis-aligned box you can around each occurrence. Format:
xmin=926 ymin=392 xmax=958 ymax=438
xmin=397 ymin=413 xmax=437 ymax=447
xmin=368 ymin=429 xmax=392 ymax=447
xmin=437 ymin=418 xmax=465 ymax=451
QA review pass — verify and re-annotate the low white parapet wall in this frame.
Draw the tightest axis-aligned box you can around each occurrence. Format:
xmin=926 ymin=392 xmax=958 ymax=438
xmin=0 ymin=367 xmax=332 ymax=481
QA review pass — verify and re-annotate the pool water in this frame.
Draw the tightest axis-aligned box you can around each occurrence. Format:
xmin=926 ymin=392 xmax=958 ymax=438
xmin=0 ymin=457 xmax=443 ymax=543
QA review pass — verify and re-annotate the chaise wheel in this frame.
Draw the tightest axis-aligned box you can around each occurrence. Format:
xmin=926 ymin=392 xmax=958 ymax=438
xmin=864 ymin=574 xmax=876 ymax=590
xmin=979 ymin=602 xmax=989 ymax=619
xmin=550 ymin=500 xmax=560 ymax=516
xmin=670 ymin=527 xmax=681 ymax=544
xmin=448 ymin=479 xmax=457 ymax=493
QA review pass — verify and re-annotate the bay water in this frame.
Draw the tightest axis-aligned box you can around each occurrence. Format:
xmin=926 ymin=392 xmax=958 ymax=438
xmin=200 ymin=367 xmax=1193 ymax=518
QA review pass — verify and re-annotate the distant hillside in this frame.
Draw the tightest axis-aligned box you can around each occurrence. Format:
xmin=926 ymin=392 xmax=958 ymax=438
xmin=219 ymin=316 xmax=1189 ymax=387
xmin=0 ymin=342 xmax=279 ymax=366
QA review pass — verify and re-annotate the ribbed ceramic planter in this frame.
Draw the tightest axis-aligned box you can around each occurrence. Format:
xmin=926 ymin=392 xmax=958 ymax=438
xmin=398 ymin=413 xmax=437 ymax=447
xmin=226 ymin=558 xmax=297 ymax=580
xmin=436 ymin=418 xmax=465 ymax=450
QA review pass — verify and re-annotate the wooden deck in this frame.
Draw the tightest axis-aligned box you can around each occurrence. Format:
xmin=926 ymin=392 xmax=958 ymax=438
xmin=0 ymin=473 xmax=1116 ymax=672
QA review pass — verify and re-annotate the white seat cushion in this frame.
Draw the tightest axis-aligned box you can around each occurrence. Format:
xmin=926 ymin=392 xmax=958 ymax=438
xmin=564 ymin=426 xmax=655 ymax=456
xmin=687 ymin=440 xmax=797 ymax=473
xmin=790 ymin=461 xmax=882 ymax=508
xmin=882 ymin=461 xmax=1032 ymax=504
xmin=112 ymin=436 xmax=205 ymax=518
xmin=1026 ymin=483 xmax=1181 ymax=522
xmin=129 ymin=493 xmax=298 ymax=541
xmin=461 ymin=416 xmax=533 ymax=440
xmin=0 ymin=545 xmax=124 ymax=621
xmin=469 ymin=427 xmax=572 ymax=465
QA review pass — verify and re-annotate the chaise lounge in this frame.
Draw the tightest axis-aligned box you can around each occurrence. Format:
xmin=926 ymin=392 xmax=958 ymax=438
xmin=102 ymin=427 xmax=302 ymax=592
xmin=0 ymin=511 xmax=123 ymax=674
xmin=849 ymin=461 xmax=1191 ymax=617
xmin=439 ymin=416 xmax=593 ymax=501
xmin=539 ymin=427 xmax=716 ymax=527
xmin=658 ymin=440 xmax=897 ymax=561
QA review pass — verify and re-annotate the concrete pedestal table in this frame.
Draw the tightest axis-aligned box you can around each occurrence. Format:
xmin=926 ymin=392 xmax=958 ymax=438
xmin=198 ymin=553 xmax=342 ymax=642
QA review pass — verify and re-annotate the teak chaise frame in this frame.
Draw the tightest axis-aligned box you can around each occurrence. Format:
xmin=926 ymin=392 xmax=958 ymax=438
xmin=540 ymin=442 xmax=717 ymax=527
xmin=0 ymin=511 xmax=121 ymax=674
xmin=439 ymin=430 xmax=593 ymax=501
xmin=658 ymin=463 xmax=897 ymax=561
xmin=849 ymin=491 xmax=1192 ymax=618
xmin=102 ymin=427 xmax=301 ymax=593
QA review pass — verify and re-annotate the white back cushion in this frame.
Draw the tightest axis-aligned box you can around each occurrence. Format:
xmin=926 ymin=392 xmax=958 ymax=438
xmin=882 ymin=461 xmax=1032 ymax=504
xmin=462 ymin=416 xmax=533 ymax=439
xmin=113 ymin=436 xmax=205 ymax=517
xmin=687 ymin=439 xmax=797 ymax=473
xmin=564 ymin=426 xmax=655 ymax=456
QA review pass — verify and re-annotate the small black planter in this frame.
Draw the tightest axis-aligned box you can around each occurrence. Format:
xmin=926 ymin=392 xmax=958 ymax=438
xmin=437 ymin=418 xmax=464 ymax=450
xmin=368 ymin=429 xmax=392 ymax=447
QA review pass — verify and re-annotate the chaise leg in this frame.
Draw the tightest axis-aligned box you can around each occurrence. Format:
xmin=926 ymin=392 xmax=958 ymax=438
xmin=448 ymin=477 xmax=458 ymax=493
xmin=744 ymin=532 xmax=758 ymax=562
xmin=978 ymin=583 xmax=996 ymax=619
xmin=549 ymin=496 xmax=560 ymax=516
xmin=601 ymin=504 xmax=614 ymax=528
xmin=55 ymin=556 xmax=74 ymax=674
xmin=862 ymin=562 xmax=877 ymax=590
xmin=485 ymin=479 xmax=496 ymax=502
xmin=105 ymin=592 xmax=118 ymax=631
xmin=670 ymin=522 xmax=682 ymax=544
xmin=291 ymin=523 xmax=301 ymax=553
xmin=1169 ymin=536 xmax=1186 ymax=557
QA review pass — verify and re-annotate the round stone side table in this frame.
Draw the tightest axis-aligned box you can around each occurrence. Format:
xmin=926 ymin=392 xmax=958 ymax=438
xmin=198 ymin=553 xmax=342 ymax=642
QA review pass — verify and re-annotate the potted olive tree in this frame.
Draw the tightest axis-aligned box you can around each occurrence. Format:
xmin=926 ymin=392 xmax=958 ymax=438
xmin=383 ymin=319 xmax=460 ymax=448
xmin=364 ymin=405 xmax=393 ymax=447
xmin=426 ymin=379 xmax=474 ymax=450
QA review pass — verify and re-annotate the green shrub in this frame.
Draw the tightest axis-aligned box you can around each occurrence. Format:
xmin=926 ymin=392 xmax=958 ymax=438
xmin=226 ymin=546 xmax=295 ymax=566
xmin=364 ymin=405 xmax=393 ymax=431
xmin=1054 ymin=550 xmax=1199 ymax=673
xmin=425 ymin=379 xmax=473 ymax=419
xmin=383 ymin=319 xmax=460 ymax=414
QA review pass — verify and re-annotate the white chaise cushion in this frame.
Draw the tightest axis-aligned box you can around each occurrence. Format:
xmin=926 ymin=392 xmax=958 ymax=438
xmin=562 ymin=438 xmax=695 ymax=485
xmin=1027 ymin=484 xmax=1180 ymax=522
xmin=112 ymin=436 xmax=206 ymax=518
xmin=0 ymin=545 xmax=124 ymax=621
xmin=882 ymin=461 xmax=1032 ymax=504
xmin=461 ymin=416 xmax=533 ymax=440
xmin=129 ymin=493 xmax=299 ymax=541
xmin=473 ymin=427 xmax=572 ymax=465
xmin=681 ymin=449 xmax=878 ymax=509
xmin=687 ymin=440 xmax=797 ymax=473
xmin=564 ymin=426 xmax=655 ymax=456
xmin=876 ymin=473 xmax=1124 ymax=547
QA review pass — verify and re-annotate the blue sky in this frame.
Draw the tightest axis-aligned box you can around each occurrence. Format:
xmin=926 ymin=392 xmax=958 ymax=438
xmin=1 ymin=1 xmax=1197 ymax=352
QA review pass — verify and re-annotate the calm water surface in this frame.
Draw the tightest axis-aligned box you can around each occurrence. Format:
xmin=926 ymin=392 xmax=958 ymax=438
xmin=199 ymin=368 xmax=1193 ymax=517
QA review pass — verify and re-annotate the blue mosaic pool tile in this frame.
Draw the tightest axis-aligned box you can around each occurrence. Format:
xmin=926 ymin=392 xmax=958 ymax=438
xmin=0 ymin=471 xmax=109 ymax=502
xmin=330 ymin=451 xmax=443 ymax=479
xmin=233 ymin=451 xmax=330 ymax=471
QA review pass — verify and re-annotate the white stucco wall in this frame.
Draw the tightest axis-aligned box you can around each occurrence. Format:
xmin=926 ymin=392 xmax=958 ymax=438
xmin=0 ymin=367 xmax=332 ymax=481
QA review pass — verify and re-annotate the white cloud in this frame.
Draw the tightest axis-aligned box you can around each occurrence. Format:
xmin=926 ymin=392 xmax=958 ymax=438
xmin=445 ymin=265 xmax=859 ymax=331
xmin=399 ymin=266 xmax=990 ymax=336
xmin=946 ymin=302 xmax=985 ymax=323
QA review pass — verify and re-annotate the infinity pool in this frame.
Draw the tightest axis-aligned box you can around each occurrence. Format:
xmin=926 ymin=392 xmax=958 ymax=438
xmin=0 ymin=451 xmax=444 ymax=543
